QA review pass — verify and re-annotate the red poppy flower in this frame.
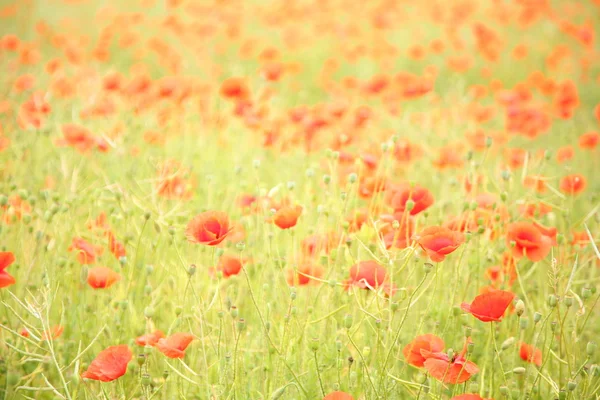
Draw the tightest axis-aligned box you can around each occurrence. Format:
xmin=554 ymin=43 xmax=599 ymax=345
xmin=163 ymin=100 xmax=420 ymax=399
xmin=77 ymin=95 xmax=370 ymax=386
xmin=273 ymin=205 xmax=303 ymax=229
xmin=461 ymin=289 xmax=515 ymax=322
xmin=380 ymin=214 xmax=414 ymax=249
xmin=423 ymin=339 xmax=479 ymax=384
xmin=0 ymin=251 xmax=16 ymax=288
xmin=135 ymin=330 xmax=165 ymax=347
xmin=185 ymin=211 xmax=232 ymax=246
xmin=389 ymin=185 xmax=434 ymax=215
xmin=87 ymin=267 xmax=121 ymax=289
xmin=345 ymin=261 xmax=387 ymax=290
xmin=212 ymin=254 xmax=249 ymax=278
xmin=68 ymin=237 xmax=103 ymax=265
xmin=579 ymin=131 xmax=599 ymax=149
xmin=323 ymin=392 xmax=354 ymax=400
xmin=286 ymin=261 xmax=324 ymax=286
xmin=414 ymin=226 xmax=465 ymax=262
xmin=403 ymin=334 xmax=445 ymax=367
xmin=82 ymin=345 xmax=132 ymax=382
xmin=520 ymin=342 xmax=542 ymax=366
xmin=559 ymin=174 xmax=587 ymax=195
xmin=220 ymin=77 xmax=250 ymax=101
xmin=506 ymin=221 xmax=552 ymax=262
xmin=451 ymin=395 xmax=489 ymax=400
xmin=107 ymin=232 xmax=126 ymax=259
xmin=41 ymin=325 xmax=64 ymax=340
xmin=156 ymin=332 xmax=194 ymax=358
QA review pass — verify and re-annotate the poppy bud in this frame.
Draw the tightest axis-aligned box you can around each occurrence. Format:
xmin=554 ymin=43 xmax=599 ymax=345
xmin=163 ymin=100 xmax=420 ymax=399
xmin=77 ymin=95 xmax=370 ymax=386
xmin=547 ymin=295 xmax=558 ymax=307
xmin=533 ymin=312 xmax=542 ymax=323
xmin=587 ymin=341 xmax=597 ymax=356
xmin=513 ymin=367 xmax=526 ymax=375
xmin=144 ymin=307 xmax=155 ymax=318
xmin=137 ymin=353 xmax=146 ymax=366
xmin=175 ymin=306 xmax=183 ymax=316
xmin=515 ymin=299 xmax=525 ymax=316
xmin=391 ymin=302 xmax=399 ymax=312
xmin=323 ymin=175 xmax=331 ymax=185
xmin=162 ymin=370 xmax=169 ymax=380
xmin=237 ymin=318 xmax=246 ymax=331
xmin=348 ymin=173 xmax=357 ymax=183
xmin=143 ymin=211 xmax=151 ymax=220
xmin=344 ymin=314 xmax=353 ymax=329
xmin=551 ymin=321 xmax=558 ymax=332
xmin=141 ymin=374 xmax=152 ymax=386
xmin=520 ymin=318 xmax=528 ymax=330
xmin=309 ymin=338 xmax=319 ymax=351
xmin=499 ymin=386 xmax=509 ymax=395
xmin=557 ymin=234 xmax=565 ymax=244
xmin=567 ymin=381 xmax=576 ymax=391
xmin=467 ymin=342 xmax=475 ymax=354
xmin=582 ymin=287 xmax=591 ymax=299
xmin=501 ymin=192 xmax=508 ymax=202
xmin=564 ymin=296 xmax=573 ymax=307
xmin=423 ymin=263 xmax=434 ymax=274
xmin=236 ymin=241 xmax=245 ymax=251
xmin=290 ymin=306 xmax=297 ymax=316
xmin=464 ymin=326 xmax=472 ymax=337
xmin=187 ymin=265 xmax=196 ymax=276
xmin=501 ymin=337 xmax=515 ymax=350
xmin=452 ymin=306 xmax=461 ymax=316
xmin=270 ymin=385 xmax=289 ymax=399
xmin=501 ymin=170 xmax=511 ymax=181
xmin=405 ymin=200 xmax=415 ymax=211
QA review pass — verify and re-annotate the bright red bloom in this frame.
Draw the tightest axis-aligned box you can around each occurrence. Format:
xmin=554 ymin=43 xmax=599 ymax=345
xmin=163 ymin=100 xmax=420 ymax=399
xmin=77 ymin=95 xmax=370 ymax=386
xmin=273 ymin=205 xmax=303 ymax=229
xmin=403 ymin=334 xmax=445 ymax=368
xmin=414 ymin=226 xmax=465 ymax=262
xmin=41 ymin=325 xmax=64 ymax=340
xmin=461 ymin=289 xmax=515 ymax=322
xmin=345 ymin=261 xmax=387 ymax=290
xmin=0 ymin=251 xmax=16 ymax=288
xmin=520 ymin=342 xmax=542 ymax=367
xmin=579 ymin=131 xmax=599 ymax=149
xmin=87 ymin=267 xmax=121 ymax=289
xmin=286 ymin=261 xmax=324 ymax=286
xmin=185 ymin=211 xmax=232 ymax=246
xmin=212 ymin=254 xmax=249 ymax=278
xmin=68 ymin=237 xmax=103 ymax=265
xmin=388 ymin=185 xmax=434 ymax=215
xmin=422 ymin=339 xmax=479 ymax=384
xmin=559 ymin=174 xmax=587 ymax=195
xmin=82 ymin=345 xmax=132 ymax=382
xmin=107 ymin=232 xmax=126 ymax=259
xmin=506 ymin=221 xmax=552 ymax=262
xmin=156 ymin=332 xmax=194 ymax=358
xmin=323 ymin=392 xmax=354 ymax=400
xmin=135 ymin=330 xmax=165 ymax=347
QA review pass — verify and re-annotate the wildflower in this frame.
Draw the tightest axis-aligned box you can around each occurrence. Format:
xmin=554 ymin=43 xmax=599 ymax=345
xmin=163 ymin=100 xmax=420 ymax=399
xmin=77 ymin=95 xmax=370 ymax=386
xmin=559 ymin=174 xmax=587 ymax=195
xmin=520 ymin=342 xmax=542 ymax=366
xmin=0 ymin=251 xmax=16 ymax=288
xmin=413 ymin=226 xmax=465 ymax=262
xmin=403 ymin=334 xmax=445 ymax=367
xmin=461 ymin=289 xmax=515 ymax=322
xmin=273 ymin=205 xmax=303 ymax=229
xmin=82 ymin=345 xmax=132 ymax=382
xmin=135 ymin=330 xmax=165 ymax=347
xmin=185 ymin=211 xmax=232 ymax=246
xmin=87 ymin=267 xmax=121 ymax=289
xmin=156 ymin=332 xmax=194 ymax=358
xmin=506 ymin=221 xmax=553 ymax=262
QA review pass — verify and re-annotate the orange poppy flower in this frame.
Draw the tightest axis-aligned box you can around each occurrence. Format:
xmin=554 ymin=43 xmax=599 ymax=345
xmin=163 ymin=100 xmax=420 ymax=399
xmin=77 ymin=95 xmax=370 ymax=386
xmin=156 ymin=332 xmax=194 ymax=358
xmin=520 ymin=342 xmax=542 ymax=366
xmin=451 ymin=395 xmax=490 ymax=400
xmin=41 ymin=325 xmax=64 ymax=340
xmin=506 ymin=221 xmax=552 ymax=262
xmin=523 ymin=175 xmax=547 ymax=193
xmin=220 ymin=77 xmax=250 ymax=101
xmin=68 ymin=237 xmax=103 ymax=265
xmin=82 ymin=345 xmax=132 ymax=382
xmin=461 ymin=289 xmax=515 ymax=322
xmin=0 ymin=251 xmax=16 ymax=288
xmin=212 ymin=254 xmax=249 ymax=278
xmin=185 ymin=211 xmax=232 ymax=246
xmin=87 ymin=267 xmax=121 ymax=289
xmin=286 ymin=261 xmax=324 ymax=286
xmin=323 ymin=392 xmax=354 ymax=400
xmin=559 ymin=174 xmax=587 ymax=195
xmin=345 ymin=261 xmax=387 ymax=290
xmin=388 ymin=185 xmax=434 ymax=215
xmin=107 ymin=232 xmax=126 ymax=259
xmin=414 ymin=226 xmax=465 ymax=262
xmin=422 ymin=338 xmax=479 ymax=384
xmin=579 ymin=131 xmax=599 ymax=149
xmin=403 ymin=334 xmax=445 ymax=367
xmin=556 ymin=146 xmax=574 ymax=163
xmin=273 ymin=205 xmax=303 ymax=229
xmin=135 ymin=330 xmax=165 ymax=346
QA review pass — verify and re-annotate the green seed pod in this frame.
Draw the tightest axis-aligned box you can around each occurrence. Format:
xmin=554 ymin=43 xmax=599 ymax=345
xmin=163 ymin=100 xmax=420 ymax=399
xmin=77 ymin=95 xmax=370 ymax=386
xmin=452 ymin=306 xmax=461 ymax=316
xmin=513 ymin=367 xmax=526 ymax=375
xmin=230 ymin=306 xmax=239 ymax=318
xmin=363 ymin=346 xmax=371 ymax=358
xmin=144 ymin=307 xmax=155 ymax=318
xmin=464 ymin=326 xmax=472 ymax=337
xmin=344 ymin=314 xmax=353 ymax=329
xmin=500 ymin=192 xmax=508 ymax=202
xmin=309 ymin=338 xmax=319 ymax=351
xmin=499 ymin=386 xmax=509 ymax=395
xmin=348 ymin=173 xmax=357 ymax=184
xmin=558 ymin=390 xmax=567 ymax=400
xmin=547 ymin=294 xmax=558 ymax=307
xmin=567 ymin=381 xmax=576 ymax=391
xmin=515 ymin=299 xmax=525 ymax=316
xmin=587 ymin=341 xmax=597 ymax=356
xmin=551 ymin=321 xmax=558 ymax=332
xmin=533 ymin=312 xmax=542 ymax=323
xmin=405 ymin=200 xmax=415 ymax=211
xmin=137 ymin=353 xmax=146 ymax=366
xmin=467 ymin=342 xmax=475 ymax=354
xmin=501 ymin=337 xmax=515 ymax=350
xmin=447 ymin=348 xmax=454 ymax=360
xmin=423 ymin=263 xmax=434 ymax=274
xmin=582 ymin=287 xmax=592 ymax=300
xmin=564 ymin=296 xmax=573 ymax=308
xmin=141 ymin=374 xmax=152 ymax=386
xmin=175 ymin=305 xmax=183 ymax=316
xmin=237 ymin=318 xmax=246 ymax=332
xmin=187 ymin=264 xmax=196 ymax=276
xmin=323 ymin=175 xmax=331 ymax=185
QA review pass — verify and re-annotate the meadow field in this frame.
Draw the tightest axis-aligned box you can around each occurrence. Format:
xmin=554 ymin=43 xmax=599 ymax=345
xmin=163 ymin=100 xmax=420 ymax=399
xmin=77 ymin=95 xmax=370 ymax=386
xmin=0 ymin=0 xmax=599 ymax=399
